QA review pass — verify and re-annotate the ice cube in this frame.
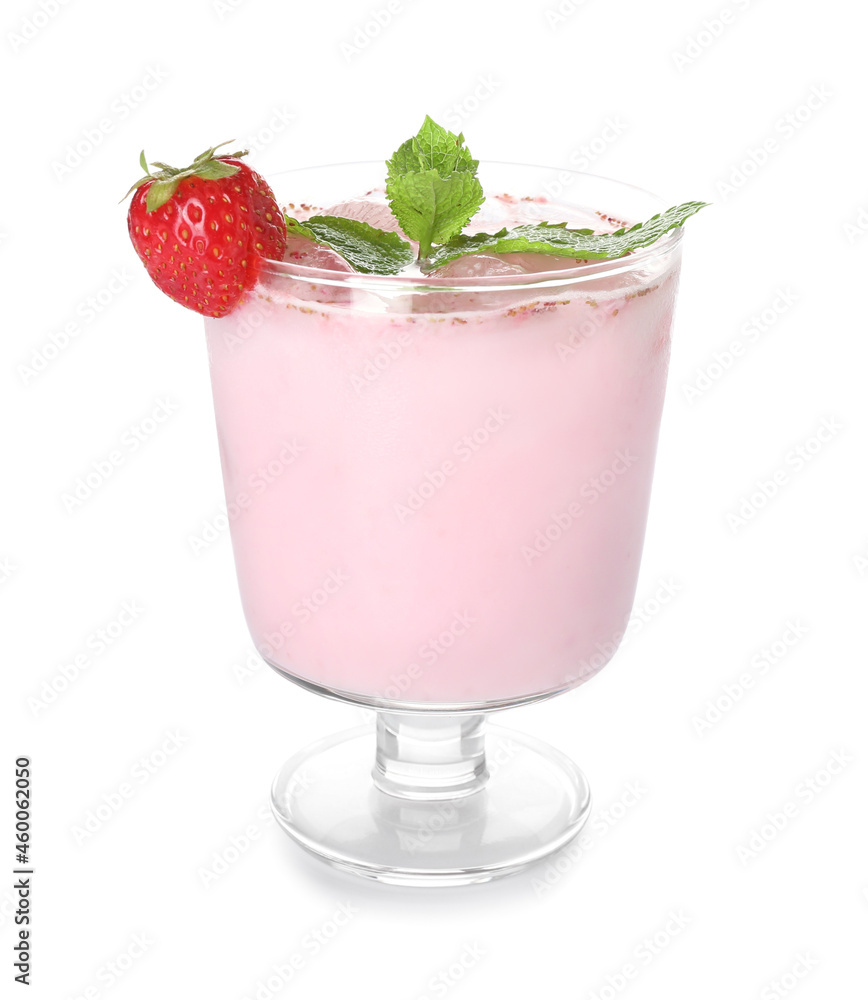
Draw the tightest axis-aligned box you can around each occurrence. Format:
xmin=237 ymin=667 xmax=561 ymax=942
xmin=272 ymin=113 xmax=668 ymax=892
xmin=323 ymin=199 xmax=407 ymax=236
xmin=484 ymin=194 xmax=624 ymax=232
xmin=411 ymin=255 xmax=529 ymax=314
xmin=433 ymin=254 xmax=526 ymax=279
xmin=275 ymin=237 xmax=354 ymax=305
xmin=499 ymin=252 xmax=591 ymax=273
xmin=282 ymin=236 xmax=354 ymax=272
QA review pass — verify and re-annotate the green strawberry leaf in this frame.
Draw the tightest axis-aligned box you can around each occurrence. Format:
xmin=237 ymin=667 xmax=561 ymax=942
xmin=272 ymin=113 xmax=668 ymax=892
xmin=191 ymin=140 xmax=246 ymax=164
xmin=145 ymin=177 xmax=182 ymax=212
xmin=285 ymin=215 xmax=415 ymax=275
xmin=425 ymin=201 xmax=709 ymax=269
xmin=194 ymin=160 xmax=242 ymax=181
xmin=122 ymin=142 xmax=248 ymax=210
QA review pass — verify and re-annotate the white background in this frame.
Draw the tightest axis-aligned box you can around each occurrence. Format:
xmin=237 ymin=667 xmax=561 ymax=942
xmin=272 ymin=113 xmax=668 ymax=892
xmin=2 ymin=0 xmax=867 ymax=996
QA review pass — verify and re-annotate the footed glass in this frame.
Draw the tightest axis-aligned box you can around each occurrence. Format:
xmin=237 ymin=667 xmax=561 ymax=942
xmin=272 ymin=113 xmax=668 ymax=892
xmin=204 ymin=163 xmax=683 ymax=885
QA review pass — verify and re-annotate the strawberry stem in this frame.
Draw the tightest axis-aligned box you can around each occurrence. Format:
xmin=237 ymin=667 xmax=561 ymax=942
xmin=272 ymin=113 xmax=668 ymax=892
xmin=120 ymin=142 xmax=251 ymax=211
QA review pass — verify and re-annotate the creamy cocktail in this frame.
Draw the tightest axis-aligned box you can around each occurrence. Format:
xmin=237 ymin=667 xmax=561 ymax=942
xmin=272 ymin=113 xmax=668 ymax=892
xmin=205 ymin=182 xmax=678 ymax=709
xmin=124 ymin=120 xmax=702 ymax=883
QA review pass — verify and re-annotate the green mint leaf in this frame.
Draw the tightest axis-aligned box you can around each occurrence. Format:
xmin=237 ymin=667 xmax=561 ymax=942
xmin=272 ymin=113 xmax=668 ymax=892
xmin=386 ymin=116 xmax=484 ymax=258
xmin=285 ymin=215 xmax=415 ymax=275
xmin=390 ymin=114 xmax=479 ymax=177
xmin=425 ymin=202 xmax=708 ymax=269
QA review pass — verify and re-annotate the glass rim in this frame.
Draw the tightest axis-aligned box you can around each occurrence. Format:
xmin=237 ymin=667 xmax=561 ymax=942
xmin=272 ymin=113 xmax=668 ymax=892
xmin=258 ymin=160 xmax=683 ymax=293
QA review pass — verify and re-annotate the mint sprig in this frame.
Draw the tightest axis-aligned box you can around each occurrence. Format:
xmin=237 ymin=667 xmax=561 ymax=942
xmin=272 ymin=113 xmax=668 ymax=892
xmin=386 ymin=116 xmax=485 ymax=259
xmin=424 ymin=202 xmax=708 ymax=270
xmin=277 ymin=118 xmax=706 ymax=276
xmin=285 ymin=215 xmax=414 ymax=275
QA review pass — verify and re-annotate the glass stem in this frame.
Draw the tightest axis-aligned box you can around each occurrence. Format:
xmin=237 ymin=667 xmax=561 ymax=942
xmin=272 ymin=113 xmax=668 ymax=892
xmin=373 ymin=712 xmax=489 ymax=801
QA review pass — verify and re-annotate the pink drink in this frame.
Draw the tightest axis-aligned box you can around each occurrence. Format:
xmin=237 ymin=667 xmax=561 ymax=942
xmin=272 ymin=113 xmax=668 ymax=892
xmin=205 ymin=174 xmax=681 ymax=708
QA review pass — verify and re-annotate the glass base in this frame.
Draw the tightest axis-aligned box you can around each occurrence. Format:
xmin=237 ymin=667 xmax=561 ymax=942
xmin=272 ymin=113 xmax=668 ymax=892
xmin=271 ymin=718 xmax=591 ymax=886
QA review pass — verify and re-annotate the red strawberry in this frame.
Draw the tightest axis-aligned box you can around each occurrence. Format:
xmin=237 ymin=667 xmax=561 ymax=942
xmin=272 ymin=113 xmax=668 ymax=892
xmin=124 ymin=143 xmax=286 ymax=318
xmin=220 ymin=157 xmax=286 ymax=261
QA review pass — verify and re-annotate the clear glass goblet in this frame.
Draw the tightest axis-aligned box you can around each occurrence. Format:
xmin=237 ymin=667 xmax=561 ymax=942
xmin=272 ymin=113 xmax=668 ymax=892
xmin=203 ymin=162 xmax=683 ymax=885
